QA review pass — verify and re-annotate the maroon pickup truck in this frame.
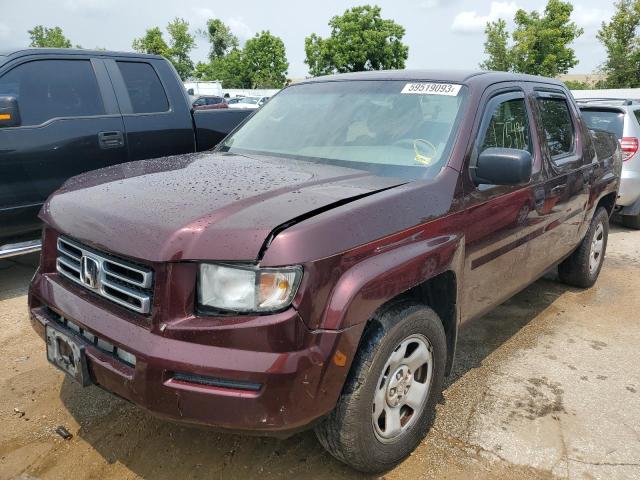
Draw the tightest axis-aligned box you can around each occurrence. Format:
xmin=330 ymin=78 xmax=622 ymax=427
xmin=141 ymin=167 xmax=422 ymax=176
xmin=29 ymin=70 xmax=621 ymax=472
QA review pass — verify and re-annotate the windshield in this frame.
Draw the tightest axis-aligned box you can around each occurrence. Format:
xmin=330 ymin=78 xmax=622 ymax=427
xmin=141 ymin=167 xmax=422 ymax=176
xmin=240 ymin=97 xmax=260 ymax=104
xmin=220 ymin=80 xmax=467 ymax=179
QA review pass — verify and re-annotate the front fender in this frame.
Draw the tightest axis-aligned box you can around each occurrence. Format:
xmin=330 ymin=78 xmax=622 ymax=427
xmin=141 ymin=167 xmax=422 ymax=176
xmin=320 ymin=233 xmax=464 ymax=330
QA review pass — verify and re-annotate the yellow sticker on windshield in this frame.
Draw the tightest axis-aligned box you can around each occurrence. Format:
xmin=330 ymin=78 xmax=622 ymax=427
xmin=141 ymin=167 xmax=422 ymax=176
xmin=402 ymin=83 xmax=461 ymax=96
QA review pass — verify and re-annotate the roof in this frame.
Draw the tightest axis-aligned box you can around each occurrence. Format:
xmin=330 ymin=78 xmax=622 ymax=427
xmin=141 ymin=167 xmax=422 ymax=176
xmin=576 ymin=98 xmax=639 ymax=106
xmin=299 ymin=69 xmax=565 ymax=87
xmin=0 ymin=48 xmax=164 ymax=61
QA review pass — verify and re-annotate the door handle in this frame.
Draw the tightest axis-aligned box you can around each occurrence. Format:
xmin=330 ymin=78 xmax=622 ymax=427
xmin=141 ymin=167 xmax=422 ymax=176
xmin=551 ymin=185 xmax=566 ymax=195
xmin=98 ymin=131 xmax=125 ymax=149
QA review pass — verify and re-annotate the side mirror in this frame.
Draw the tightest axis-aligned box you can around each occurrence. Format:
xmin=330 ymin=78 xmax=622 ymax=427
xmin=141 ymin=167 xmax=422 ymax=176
xmin=0 ymin=96 xmax=21 ymax=128
xmin=473 ymin=147 xmax=532 ymax=185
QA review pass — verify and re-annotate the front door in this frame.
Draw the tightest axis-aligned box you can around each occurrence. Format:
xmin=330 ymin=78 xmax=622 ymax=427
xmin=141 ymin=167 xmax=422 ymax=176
xmin=461 ymin=86 xmax=545 ymax=322
xmin=0 ymin=56 xmax=126 ymax=240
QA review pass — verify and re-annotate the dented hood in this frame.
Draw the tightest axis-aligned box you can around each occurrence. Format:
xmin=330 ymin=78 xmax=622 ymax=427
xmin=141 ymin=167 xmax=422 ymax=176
xmin=41 ymin=152 xmax=404 ymax=262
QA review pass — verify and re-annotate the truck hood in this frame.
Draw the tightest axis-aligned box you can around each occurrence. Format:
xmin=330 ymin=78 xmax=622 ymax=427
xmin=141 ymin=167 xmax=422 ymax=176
xmin=41 ymin=152 xmax=405 ymax=262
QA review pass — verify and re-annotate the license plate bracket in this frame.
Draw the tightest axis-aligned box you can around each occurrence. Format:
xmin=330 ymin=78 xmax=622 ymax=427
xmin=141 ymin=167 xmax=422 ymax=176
xmin=46 ymin=324 xmax=91 ymax=387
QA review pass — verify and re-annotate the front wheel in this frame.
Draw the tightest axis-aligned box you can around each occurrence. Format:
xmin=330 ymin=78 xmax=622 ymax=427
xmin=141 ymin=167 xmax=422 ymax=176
xmin=314 ymin=301 xmax=446 ymax=473
xmin=558 ymin=207 xmax=609 ymax=288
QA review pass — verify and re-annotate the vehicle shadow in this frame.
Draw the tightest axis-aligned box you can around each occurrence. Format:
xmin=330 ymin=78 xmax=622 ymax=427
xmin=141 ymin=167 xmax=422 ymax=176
xmin=445 ymin=269 xmax=582 ymax=388
xmin=57 ymin=270 xmax=578 ymax=479
xmin=0 ymin=253 xmax=40 ymax=301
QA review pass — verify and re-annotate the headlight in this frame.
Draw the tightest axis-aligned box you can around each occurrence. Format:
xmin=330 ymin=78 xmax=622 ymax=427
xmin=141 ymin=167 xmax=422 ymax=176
xmin=198 ymin=264 xmax=303 ymax=313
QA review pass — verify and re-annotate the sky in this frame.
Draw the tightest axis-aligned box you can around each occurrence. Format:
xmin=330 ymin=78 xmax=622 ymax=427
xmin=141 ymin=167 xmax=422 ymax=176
xmin=0 ymin=0 xmax=616 ymax=79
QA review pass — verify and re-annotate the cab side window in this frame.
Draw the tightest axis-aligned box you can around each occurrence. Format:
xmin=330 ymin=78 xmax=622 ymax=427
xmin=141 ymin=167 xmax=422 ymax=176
xmin=537 ymin=96 xmax=575 ymax=159
xmin=0 ymin=59 xmax=105 ymax=126
xmin=480 ymin=97 xmax=532 ymax=153
xmin=116 ymin=61 xmax=169 ymax=114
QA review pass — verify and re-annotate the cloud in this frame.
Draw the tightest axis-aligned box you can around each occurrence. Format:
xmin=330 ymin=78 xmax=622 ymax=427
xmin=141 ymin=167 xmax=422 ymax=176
xmin=192 ymin=7 xmax=216 ymax=19
xmin=0 ymin=22 xmax=10 ymax=39
xmin=573 ymin=5 xmax=606 ymax=30
xmin=63 ymin=0 xmax=116 ymax=13
xmin=451 ymin=1 xmax=519 ymax=34
xmin=187 ymin=8 xmax=252 ymax=41
xmin=420 ymin=0 xmax=454 ymax=7
xmin=227 ymin=17 xmax=254 ymax=42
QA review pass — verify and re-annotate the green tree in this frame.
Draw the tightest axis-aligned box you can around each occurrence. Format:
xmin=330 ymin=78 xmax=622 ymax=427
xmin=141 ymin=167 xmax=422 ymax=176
xmin=243 ymin=31 xmax=288 ymax=88
xmin=597 ymin=0 xmax=640 ymax=88
xmin=194 ymin=30 xmax=288 ymax=88
xmin=194 ymin=49 xmax=252 ymax=88
xmin=201 ymin=19 xmax=239 ymax=61
xmin=28 ymin=26 xmax=73 ymax=48
xmin=563 ymin=79 xmax=592 ymax=89
xmin=480 ymin=19 xmax=512 ymax=71
xmin=132 ymin=27 xmax=169 ymax=56
xmin=166 ymin=18 xmax=196 ymax=80
xmin=480 ymin=0 xmax=583 ymax=77
xmin=304 ymin=5 xmax=409 ymax=76
xmin=510 ymin=0 xmax=583 ymax=77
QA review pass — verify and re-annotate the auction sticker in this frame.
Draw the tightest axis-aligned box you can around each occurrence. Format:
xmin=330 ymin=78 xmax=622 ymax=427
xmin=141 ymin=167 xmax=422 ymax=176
xmin=401 ymin=83 xmax=461 ymax=96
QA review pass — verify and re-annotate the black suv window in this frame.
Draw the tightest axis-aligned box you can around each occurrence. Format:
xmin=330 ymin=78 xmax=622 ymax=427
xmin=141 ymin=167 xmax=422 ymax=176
xmin=0 ymin=59 xmax=104 ymax=126
xmin=537 ymin=96 xmax=575 ymax=158
xmin=480 ymin=97 xmax=532 ymax=153
xmin=117 ymin=61 xmax=169 ymax=114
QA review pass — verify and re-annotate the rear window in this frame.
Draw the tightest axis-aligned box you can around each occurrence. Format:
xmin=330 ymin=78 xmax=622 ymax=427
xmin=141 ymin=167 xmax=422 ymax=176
xmin=117 ymin=61 xmax=169 ymax=114
xmin=581 ymin=109 xmax=624 ymax=139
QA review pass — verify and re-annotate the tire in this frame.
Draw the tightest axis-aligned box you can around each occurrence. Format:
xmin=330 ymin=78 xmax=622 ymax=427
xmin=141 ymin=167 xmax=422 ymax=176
xmin=622 ymin=212 xmax=640 ymax=230
xmin=314 ymin=301 xmax=447 ymax=473
xmin=558 ymin=207 xmax=609 ymax=288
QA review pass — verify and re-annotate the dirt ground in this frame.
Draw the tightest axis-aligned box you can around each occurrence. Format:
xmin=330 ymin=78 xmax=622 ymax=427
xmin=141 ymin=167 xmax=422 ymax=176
xmin=0 ymin=225 xmax=639 ymax=480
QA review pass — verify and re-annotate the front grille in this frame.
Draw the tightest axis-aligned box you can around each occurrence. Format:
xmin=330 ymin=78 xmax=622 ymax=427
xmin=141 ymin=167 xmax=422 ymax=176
xmin=56 ymin=236 xmax=153 ymax=314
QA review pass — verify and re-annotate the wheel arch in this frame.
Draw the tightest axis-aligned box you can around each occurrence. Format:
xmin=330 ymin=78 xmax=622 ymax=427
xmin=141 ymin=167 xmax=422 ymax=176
xmin=596 ymin=191 xmax=617 ymax=217
xmin=321 ymin=234 xmax=464 ymax=376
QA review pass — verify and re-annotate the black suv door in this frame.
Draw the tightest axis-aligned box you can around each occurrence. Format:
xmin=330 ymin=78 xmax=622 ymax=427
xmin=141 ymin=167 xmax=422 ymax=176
xmin=0 ymin=55 xmax=126 ymax=242
xmin=104 ymin=58 xmax=195 ymax=161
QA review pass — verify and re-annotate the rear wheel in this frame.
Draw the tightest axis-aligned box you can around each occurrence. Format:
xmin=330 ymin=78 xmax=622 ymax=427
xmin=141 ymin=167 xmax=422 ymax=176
xmin=558 ymin=207 xmax=609 ymax=288
xmin=314 ymin=301 xmax=446 ymax=473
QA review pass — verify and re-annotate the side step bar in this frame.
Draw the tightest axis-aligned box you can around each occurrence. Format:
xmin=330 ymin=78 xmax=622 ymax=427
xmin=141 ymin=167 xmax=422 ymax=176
xmin=0 ymin=239 xmax=42 ymax=259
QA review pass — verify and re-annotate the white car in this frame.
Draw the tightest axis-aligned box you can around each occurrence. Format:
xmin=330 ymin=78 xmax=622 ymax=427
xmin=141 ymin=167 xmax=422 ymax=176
xmin=579 ymin=98 xmax=640 ymax=229
xmin=228 ymin=96 xmax=269 ymax=110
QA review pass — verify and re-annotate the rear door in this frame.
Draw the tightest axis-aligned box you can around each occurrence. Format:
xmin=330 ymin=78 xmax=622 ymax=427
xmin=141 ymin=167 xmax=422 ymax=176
xmin=0 ymin=54 xmax=125 ymax=240
xmin=531 ymin=88 xmax=589 ymax=259
xmin=104 ymin=58 xmax=195 ymax=161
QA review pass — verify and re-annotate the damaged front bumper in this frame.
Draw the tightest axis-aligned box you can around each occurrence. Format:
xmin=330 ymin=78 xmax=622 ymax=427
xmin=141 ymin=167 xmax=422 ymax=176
xmin=29 ymin=271 xmax=364 ymax=436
